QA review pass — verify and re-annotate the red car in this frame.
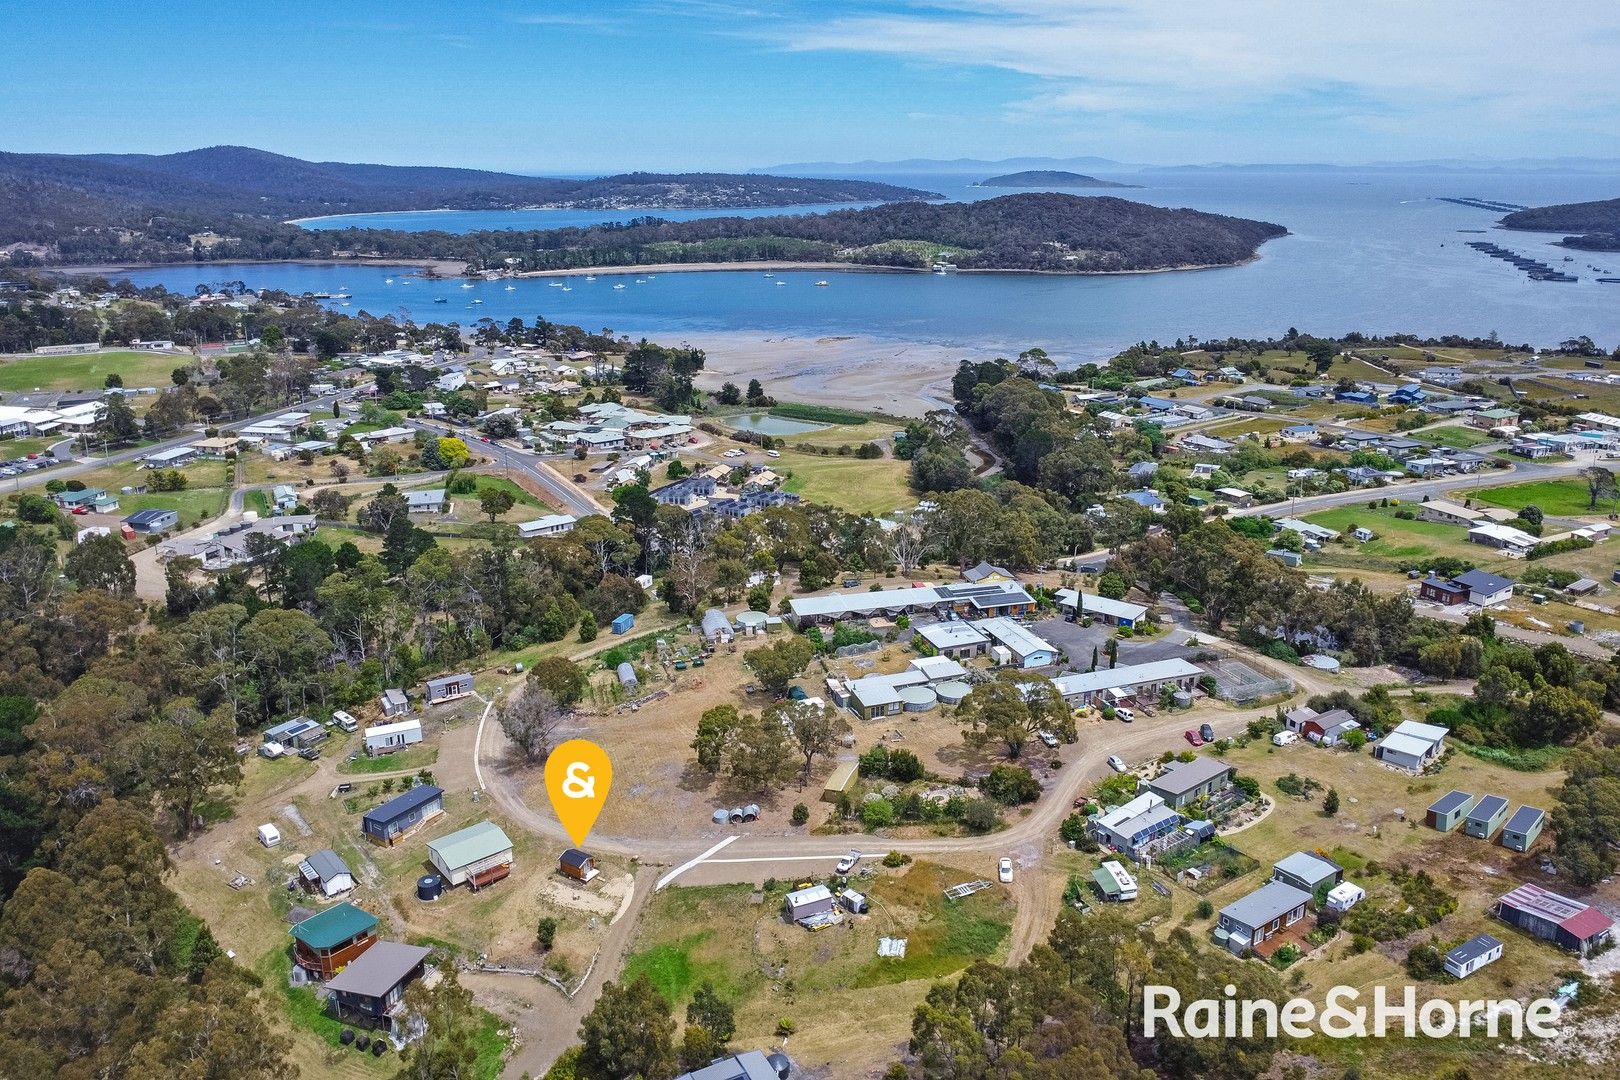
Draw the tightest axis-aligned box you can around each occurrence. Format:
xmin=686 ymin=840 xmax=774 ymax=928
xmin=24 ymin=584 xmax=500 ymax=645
xmin=1183 ymin=729 xmax=1204 ymax=747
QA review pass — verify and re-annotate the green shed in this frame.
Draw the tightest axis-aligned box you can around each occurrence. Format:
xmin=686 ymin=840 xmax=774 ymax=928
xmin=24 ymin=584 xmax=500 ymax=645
xmin=1501 ymin=805 xmax=1546 ymax=852
xmin=1426 ymin=790 xmax=1473 ymax=833
xmin=1464 ymin=794 xmax=1509 ymax=840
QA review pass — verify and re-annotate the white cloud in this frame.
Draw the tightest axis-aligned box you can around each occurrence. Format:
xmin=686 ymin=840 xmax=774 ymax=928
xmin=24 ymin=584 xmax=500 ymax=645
xmin=759 ymin=1 xmax=1620 ymax=147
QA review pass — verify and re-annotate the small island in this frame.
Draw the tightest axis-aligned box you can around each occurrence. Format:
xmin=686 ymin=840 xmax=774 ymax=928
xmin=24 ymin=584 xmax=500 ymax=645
xmin=976 ymin=170 xmax=1138 ymax=189
xmin=1499 ymin=197 xmax=1620 ymax=252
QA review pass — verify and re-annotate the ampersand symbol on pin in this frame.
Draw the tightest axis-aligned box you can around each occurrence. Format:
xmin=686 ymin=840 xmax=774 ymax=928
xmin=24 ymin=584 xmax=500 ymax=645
xmin=562 ymin=761 xmax=595 ymax=799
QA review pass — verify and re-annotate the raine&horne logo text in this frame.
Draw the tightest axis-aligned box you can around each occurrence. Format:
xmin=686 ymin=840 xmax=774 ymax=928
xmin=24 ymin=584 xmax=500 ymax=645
xmin=1144 ymin=984 xmax=1562 ymax=1040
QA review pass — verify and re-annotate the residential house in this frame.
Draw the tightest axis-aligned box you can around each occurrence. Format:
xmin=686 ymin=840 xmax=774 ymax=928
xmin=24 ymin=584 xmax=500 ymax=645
xmin=1126 ymin=461 xmax=1159 ymax=482
xmin=1120 ymin=489 xmax=1165 ymax=511
xmin=272 ymin=484 xmax=299 ymax=512
xmin=361 ymin=784 xmax=445 ymax=846
xmin=1092 ymin=792 xmax=1184 ymax=855
xmin=1464 ymin=795 xmax=1510 ymax=840
xmin=1301 ymin=708 xmax=1359 ymax=745
xmin=1510 ymin=438 xmax=1553 ymax=459
xmin=325 ymin=941 xmax=431 ymax=1032
xmin=1267 ymin=548 xmax=1303 ymax=567
xmin=650 ymin=474 xmax=718 ymax=507
xmin=1271 ymin=851 xmax=1343 ymax=894
xmin=1419 ymin=575 xmax=1471 ymax=606
xmin=298 ymin=849 xmax=355 ymax=898
xmin=1335 ymin=389 xmax=1379 ymax=406
xmin=1471 ymin=407 xmax=1520 ymax=429
xmin=1375 ymin=720 xmax=1449 ymax=771
xmin=847 ymin=671 xmax=926 ymax=719
xmin=1214 ymin=486 xmax=1254 ymax=507
xmin=1339 ymin=465 xmax=1388 ymax=487
xmin=1444 ymin=934 xmax=1504 ymax=978
xmin=1146 ymin=757 xmax=1234 ymax=810
xmin=364 ymin=719 xmax=423 ymax=756
xmin=1179 ymin=434 xmax=1235 ymax=455
xmin=379 ymin=689 xmax=410 ymax=717
xmin=962 ymin=560 xmax=1014 ymax=583
xmin=291 ymin=902 xmax=379 ymax=978
xmin=1215 ymin=880 xmax=1313 ymax=955
xmin=1501 ymin=806 xmax=1547 ymax=852
xmin=1273 ymin=517 xmax=1340 ymax=545
xmin=159 ymin=515 xmax=319 ymax=571
xmin=405 ymin=489 xmax=450 ymax=514
xmin=264 ymin=717 xmax=327 ymax=750
xmin=425 ymin=672 xmax=474 ymax=704
xmin=1454 ymin=569 xmax=1514 ymax=606
xmin=1495 ymin=884 xmax=1615 ymax=954
xmin=124 ymin=508 xmax=179 ymax=534
xmin=1405 ymin=457 xmax=1452 ymax=477
xmin=143 ymin=444 xmax=199 ymax=469
xmin=428 ymin=820 xmax=514 ymax=890
xmin=1389 ymin=384 xmax=1427 ymax=405
xmin=1416 ymin=499 xmax=1484 ymax=527
xmin=1468 ymin=522 xmax=1538 ymax=555
xmin=1280 ymin=423 xmax=1317 ymax=440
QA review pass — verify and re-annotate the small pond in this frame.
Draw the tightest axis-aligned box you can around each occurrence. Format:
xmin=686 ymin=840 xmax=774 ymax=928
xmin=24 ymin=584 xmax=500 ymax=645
xmin=723 ymin=412 xmax=828 ymax=436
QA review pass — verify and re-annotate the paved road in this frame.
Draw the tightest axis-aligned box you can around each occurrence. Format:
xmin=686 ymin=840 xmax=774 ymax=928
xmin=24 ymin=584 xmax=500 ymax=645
xmin=405 ymin=418 xmax=605 ymax=518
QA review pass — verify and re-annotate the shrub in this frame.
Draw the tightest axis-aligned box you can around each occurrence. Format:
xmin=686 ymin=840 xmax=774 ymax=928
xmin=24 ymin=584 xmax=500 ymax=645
xmin=536 ymin=917 xmax=558 ymax=951
xmin=1059 ymin=813 xmax=1089 ymax=845
xmin=1195 ymin=900 xmax=1214 ymax=919
xmin=860 ymin=798 xmax=896 ymax=830
xmin=980 ymin=764 xmax=1040 ymax=805
xmin=882 ymin=850 xmax=909 ymax=868
xmin=958 ymin=798 xmax=1001 ymax=833
xmin=790 ymin=803 xmax=809 ymax=827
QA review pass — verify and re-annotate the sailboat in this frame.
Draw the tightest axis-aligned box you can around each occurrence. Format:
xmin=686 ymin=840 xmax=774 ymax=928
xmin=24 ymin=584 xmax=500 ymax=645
xmin=384 ymin=277 xmax=394 ymax=284
xmin=504 ymin=284 xmax=516 ymax=291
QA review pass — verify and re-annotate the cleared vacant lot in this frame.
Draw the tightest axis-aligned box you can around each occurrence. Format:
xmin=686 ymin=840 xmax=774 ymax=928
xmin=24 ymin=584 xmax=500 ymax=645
xmin=1471 ymin=478 xmax=1620 ymax=518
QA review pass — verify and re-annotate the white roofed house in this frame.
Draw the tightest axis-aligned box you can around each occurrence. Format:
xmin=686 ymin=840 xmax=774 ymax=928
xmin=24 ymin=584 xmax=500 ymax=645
xmin=976 ymin=617 xmax=1056 ymax=668
xmin=406 ymin=488 xmax=450 ymax=514
xmin=517 ymin=514 xmax=578 ymax=539
xmin=1054 ymin=589 xmax=1148 ymax=628
xmin=914 ymin=619 xmax=990 ymax=659
xmin=1468 ymin=522 xmax=1537 ymax=556
xmin=1092 ymin=792 xmax=1184 ymax=857
xmin=1373 ymin=720 xmax=1448 ymax=772
xmin=1049 ymin=659 xmax=1203 ymax=708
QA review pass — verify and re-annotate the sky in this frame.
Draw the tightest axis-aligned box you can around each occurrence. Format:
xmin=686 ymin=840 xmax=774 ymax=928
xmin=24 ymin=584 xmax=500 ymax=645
xmin=4 ymin=0 xmax=1620 ymax=173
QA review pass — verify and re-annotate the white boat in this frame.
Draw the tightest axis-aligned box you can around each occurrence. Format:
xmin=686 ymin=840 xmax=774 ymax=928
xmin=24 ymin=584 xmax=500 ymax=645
xmin=549 ymin=282 xmax=564 ymax=288
xmin=385 ymin=277 xmax=394 ymax=284
xmin=561 ymin=286 xmax=572 ymax=292
xmin=775 ymin=280 xmax=787 ymax=286
xmin=613 ymin=283 xmax=626 ymax=290
xmin=460 ymin=283 xmax=475 ymax=289
xmin=585 ymin=274 xmax=596 ymax=281
xmin=469 ymin=299 xmax=483 ymax=305
xmin=814 ymin=280 xmax=829 ymax=287
xmin=504 ymin=284 xmax=516 ymax=291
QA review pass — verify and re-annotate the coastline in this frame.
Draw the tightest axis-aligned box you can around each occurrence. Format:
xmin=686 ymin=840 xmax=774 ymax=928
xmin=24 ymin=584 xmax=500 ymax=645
xmin=678 ymin=329 xmax=1007 ymax=418
xmin=54 ymin=256 xmax=470 ymax=278
xmin=514 ymin=254 xmax=1266 ymax=278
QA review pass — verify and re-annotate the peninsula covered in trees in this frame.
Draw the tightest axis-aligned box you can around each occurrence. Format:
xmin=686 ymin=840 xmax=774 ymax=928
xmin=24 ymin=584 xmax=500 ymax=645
xmin=975 ymin=169 xmax=1137 ymax=189
xmin=1499 ymin=196 xmax=1620 ymax=251
xmin=0 ymin=145 xmax=941 ymax=264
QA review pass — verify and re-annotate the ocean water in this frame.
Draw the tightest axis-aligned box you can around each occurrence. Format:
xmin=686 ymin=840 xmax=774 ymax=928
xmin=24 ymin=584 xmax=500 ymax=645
xmin=121 ymin=169 xmax=1620 ymax=359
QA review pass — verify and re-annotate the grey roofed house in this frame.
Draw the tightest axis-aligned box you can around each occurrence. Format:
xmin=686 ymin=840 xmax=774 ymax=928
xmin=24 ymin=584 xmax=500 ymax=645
xmin=298 ymin=849 xmax=353 ymax=894
xmin=1445 ymin=933 xmax=1503 ymax=977
xmin=676 ymin=1050 xmax=793 ymax=1080
xmin=380 ymin=688 xmax=409 ymax=716
xmin=1271 ymin=851 xmax=1343 ymax=893
xmin=1453 ymin=568 xmax=1514 ymax=597
xmin=1146 ymin=757 xmax=1234 ymax=807
xmin=962 ymin=560 xmax=1014 ymax=583
xmin=405 ymin=488 xmax=448 ymax=512
xmin=1127 ymin=461 xmax=1159 ymax=480
xmin=323 ymin=938 xmax=430 ymax=998
xmin=1218 ymin=880 xmax=1312 ymax=938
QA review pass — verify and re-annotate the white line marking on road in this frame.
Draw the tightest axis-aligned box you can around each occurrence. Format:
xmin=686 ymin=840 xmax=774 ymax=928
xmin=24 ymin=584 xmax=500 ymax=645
xmin=656 ymin=835 xmax=740 ymax=891
xmin=700 ymin=854 xmax=859 ymax=864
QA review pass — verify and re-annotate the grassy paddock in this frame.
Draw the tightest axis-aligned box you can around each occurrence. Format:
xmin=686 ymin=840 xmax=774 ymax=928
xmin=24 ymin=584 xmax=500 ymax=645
xmin=780 ymin=454 xmax=913 ymax=516
xmin=1470 ymin=478 xmax=1620 ymax=517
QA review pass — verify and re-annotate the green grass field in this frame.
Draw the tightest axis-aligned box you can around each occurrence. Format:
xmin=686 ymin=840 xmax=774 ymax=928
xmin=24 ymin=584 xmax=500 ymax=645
xmin=0 ymin=437 xmax=56 ymax=461
xmin=1470 ymin=478 xmax=1619 ymax=517
xmin=0 ymin=350 xmax=183 ymax=392
xmin=118 ymin=487 xmax=229 ymax=524
xmin=780 ymin=453 xmax=913 ymax=516
xmin=1421 ymin=425 xmax=1494 ymax=449
xmin=1303 ymin=505 xmax=1488 ymax=561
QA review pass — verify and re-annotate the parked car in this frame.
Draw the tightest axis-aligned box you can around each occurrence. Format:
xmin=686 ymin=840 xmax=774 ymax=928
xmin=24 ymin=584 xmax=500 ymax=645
xmin=998 ymin=857 xmax=1015 ymax=884
xmin=1113 ymin=707 xmax=1135 ymax=722
xmin=1038 ymin=730 xmax=1060 ymax=748
xmin=1107 ymin=754 xmax=1129 ymax=773
xmin=1184 ymin=729 xmax=1204 ymax=747
xmin=297 ymin=746 xmax=321 ymax=761
xmin=766 ymin=450 xmax=781 ymax=458
xmin=1271 ymin=731 xmax=1298 ymax=746
xmin=1199 ymin=723 xmax=1215 ymax=742
xmin=835 ymin=850 xmax=862 ymax=874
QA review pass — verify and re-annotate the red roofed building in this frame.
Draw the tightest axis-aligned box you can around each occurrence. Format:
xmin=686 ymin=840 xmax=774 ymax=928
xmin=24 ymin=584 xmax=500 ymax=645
xmin=1496 ymin=883 xmax=1615 ymax=955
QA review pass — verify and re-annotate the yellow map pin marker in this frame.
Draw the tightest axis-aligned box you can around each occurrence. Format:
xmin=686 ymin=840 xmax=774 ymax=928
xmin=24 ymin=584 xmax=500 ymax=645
xmin=544 ymin=739 xmax=613 ymax=848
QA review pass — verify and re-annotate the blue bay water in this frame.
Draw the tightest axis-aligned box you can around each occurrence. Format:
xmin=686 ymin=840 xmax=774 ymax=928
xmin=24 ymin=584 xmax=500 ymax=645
xmin=123 ymin=170 xmax=1620 ymax=360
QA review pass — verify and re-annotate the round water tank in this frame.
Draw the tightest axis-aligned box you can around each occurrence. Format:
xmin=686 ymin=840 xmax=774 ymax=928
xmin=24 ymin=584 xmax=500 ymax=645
xmin=742 ymin=803 xmax=760 ymax=822
xmin=712 ymin=808 xmax=729 ymax=824
xmin=899 ymin=686 xmax=938 ymax=712
xmin=934 ymin=680 xmax=971 ymax=705
xmin=416 ymin=874 xmax=443 ymax=902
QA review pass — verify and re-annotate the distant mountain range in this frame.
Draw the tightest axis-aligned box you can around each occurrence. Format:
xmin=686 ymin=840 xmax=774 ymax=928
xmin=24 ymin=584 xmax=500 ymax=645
xmin=975 ymin=170 xmax=1137 ymax=190
xmin=762 ymin=155 xmax=1132 ymax=176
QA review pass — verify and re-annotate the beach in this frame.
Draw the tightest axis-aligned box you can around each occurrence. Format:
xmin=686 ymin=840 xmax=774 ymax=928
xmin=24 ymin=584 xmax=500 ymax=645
xmin=680 ymin=329 xmax=1005 ymax=417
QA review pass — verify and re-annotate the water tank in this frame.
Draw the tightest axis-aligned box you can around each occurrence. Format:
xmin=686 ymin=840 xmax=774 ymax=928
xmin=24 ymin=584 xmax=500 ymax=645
xmin=741 ymin=803 xmax=760 ymax=822
xmin=898 ymin=686 xmax=937 ymax=712
xmin=416 ymin=874 xmax=443 ymax=901
xmin=935 ymin=681 xmax=971 ymax=705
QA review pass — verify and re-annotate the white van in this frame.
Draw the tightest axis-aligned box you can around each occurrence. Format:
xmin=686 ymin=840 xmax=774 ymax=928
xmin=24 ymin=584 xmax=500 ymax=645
xmin=256 ymin=823 xmax=281 ymax=848
xmin=1271 ymin=730 xmax=1298 ymax=746
xmin=1113 ymin=707 xmax=1135 ymax=723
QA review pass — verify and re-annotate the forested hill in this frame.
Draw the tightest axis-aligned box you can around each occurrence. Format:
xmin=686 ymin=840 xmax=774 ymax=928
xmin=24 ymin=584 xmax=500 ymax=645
xmin=976 ymin=170 xmax=1137 ymax=189
xmin=471 ymin=192 xmax=1287 ymax=272
xmin=0 ymin=146 xmax=942 ymax=260
xmin=1499 ymin=197 xmax=1620 ymax=252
